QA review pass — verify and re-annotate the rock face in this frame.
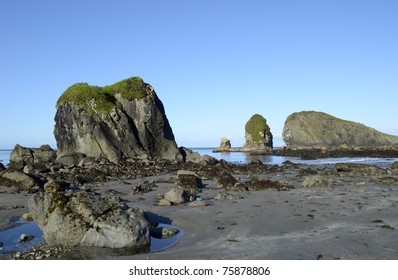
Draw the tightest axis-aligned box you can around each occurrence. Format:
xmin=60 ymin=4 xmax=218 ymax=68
xmin=9 ymin=144 xmax=56 ymax=171
xmin=213 ymin=137 xmax=237 ymax=152
xmin=283 ymin=111 xmax=398 ymax=149
xmin=28 ymin=191 xmax=150 ymax=249
xmin=54 ymin=77 xmax=181 ymax=164
xmin=241 ymin=114 xmax=273 ymax=152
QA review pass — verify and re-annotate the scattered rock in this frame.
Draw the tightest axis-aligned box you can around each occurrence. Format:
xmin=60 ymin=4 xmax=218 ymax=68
xmin=370 ymin=176 xmax=398 ymax=186
xmin=0 ymin=170 xmax=43 ymax=192
xmin=217 ymin=171 xmax=238 ymax=189
xmin=131 ymin=181 xmax=156 ymax=194
xmin=28 ymin=191 xmax=150 ymax=249
xmin=302 ymin=176 xmax=334 ymax=188
xmin=164 ymin=187 xmax=187 ymax=204
xmin=336 ymin=163 xmax=385 ymax=174
xmin=214 ymin=191 xmax=242 ymax=201
xmin=176 ymin=170 xmax=202 ymax=196
xmin=44 ymin=179 xmax=69 ymax=193
xmin=22 ymin=213 xmax=33 ymax=222
xmin=19 ymin=234 xmax=35 ymax=243
xmin=188 ymin=201 xmax=209 ymax=207
xmin=158 ymin=199 xmax=172 ymax=206
xmin=150 ymin=227 xmax=180 ymax=238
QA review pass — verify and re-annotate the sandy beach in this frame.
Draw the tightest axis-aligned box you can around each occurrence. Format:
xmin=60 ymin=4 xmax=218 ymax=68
xmin=1 ymin=162 xmax=397 ymax=260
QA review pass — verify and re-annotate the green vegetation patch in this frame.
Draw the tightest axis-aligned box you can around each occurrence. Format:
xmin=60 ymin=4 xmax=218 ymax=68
xmin=245 ymin=114 xmax=270 ymax=142
xmin=56 ymin=77 xmax=148 ymax=114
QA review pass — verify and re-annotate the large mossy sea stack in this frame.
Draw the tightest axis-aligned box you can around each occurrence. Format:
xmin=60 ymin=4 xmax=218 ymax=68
xmin=283 ymin=111 xmax=398 ymax=149
xmin=54 ymin=77 xmax=181 ymax=164
xmin=241 ymin=114 xmax=273 ymax=152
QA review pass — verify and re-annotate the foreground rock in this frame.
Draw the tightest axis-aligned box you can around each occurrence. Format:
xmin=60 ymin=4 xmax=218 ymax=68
xmin=0 ymin=170 xmax=43 ymax=192
xmin=283 ymin=111 xmax=398 ymax=149
xmin=54 ymin=77 xmax=182 ymax=164
xmin=213 ymin=137 xmax=238 ymax=152
xmin=241 ymin=114 xmax=273 ymax=153
xmin=28 ymin=191 xmax=150 ymax=249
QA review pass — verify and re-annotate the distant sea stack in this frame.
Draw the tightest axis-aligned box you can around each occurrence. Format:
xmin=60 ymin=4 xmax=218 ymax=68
xmin=54 ymin=77 xmax=181 ymax=164
xmin=241 ymin=114 xmax=273 ymax=152
xmin=282 ymin=111 xmax=398 ymax=149
xmin=213 ymin=137 xmax=238 ymax=152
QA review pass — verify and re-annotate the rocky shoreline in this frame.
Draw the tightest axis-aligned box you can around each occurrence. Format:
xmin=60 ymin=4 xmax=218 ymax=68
xmin=1 ymin=151 xmax=398 ymax=260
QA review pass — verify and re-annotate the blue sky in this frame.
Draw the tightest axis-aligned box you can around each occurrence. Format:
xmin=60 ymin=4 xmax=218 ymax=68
xmin=1 ymin=0 xmax=397 ymax=149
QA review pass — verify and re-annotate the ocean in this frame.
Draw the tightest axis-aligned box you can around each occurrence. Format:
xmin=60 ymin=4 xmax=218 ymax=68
xmin=1 ymin=148 xmax=396 ymax=167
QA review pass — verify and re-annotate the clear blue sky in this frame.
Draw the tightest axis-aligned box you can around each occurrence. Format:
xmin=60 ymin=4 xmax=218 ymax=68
xmin=1 ymin=0 xmax=397 ymax=149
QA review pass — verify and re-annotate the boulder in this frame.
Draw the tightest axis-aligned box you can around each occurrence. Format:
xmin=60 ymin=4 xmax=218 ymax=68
xmin=28 ymin=191 xmax=150 ymax=249
xmin=179 ymin=147 xmax=218 ymax=165
xmin=217 ymin=171 xmax=238 ymax=189
xmin=54 ymin=77 xmax=182 ymax=164
xmin=0 ymin=170 xmax=43 ymax=192
xmin=9 ymin=144 xmax=56 ymax=170
xmin=213 ymin=137 xmax=238 ymax=152
xmin=336 ymin=163 xmax=385 ymax=174
xmin=282 ymin=111 xmax=398 ymax=149
xmin=164 ymin=187 xmax=187 ymax=204
xmin=302 ymin=176 xmax=334 ymax=188
xmin=241 ymin=114 xmax=273 ymax=152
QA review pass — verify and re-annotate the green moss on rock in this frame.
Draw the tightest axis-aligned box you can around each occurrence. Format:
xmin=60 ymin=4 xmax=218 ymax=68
xmin=245 ymin=114 xmax=270 ymax=142
xmin=56 ymin=77 xmax=148 ymax=114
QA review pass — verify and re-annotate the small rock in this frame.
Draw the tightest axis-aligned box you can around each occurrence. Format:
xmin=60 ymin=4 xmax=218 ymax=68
xmin=22 ymin=213 xmax=33 ymax=222
xmin=158 ymin=199 xmax=172 ymax=206
xmin=19 ymin=234 xmax=35 ymax=243
xmin=44 ymin=179 xmax=68 ymax=193
xmin=23 ymin=164 xmax=35 ymax=175
xmin=188 ymin=201 xmax=209 ymax=207
xmin=302 ymin=176 xmax=334 ymax=188
xmin=150 ymin=227 xmax=180 ymax=238
xmin=164 ymin=187 xmax=187 ymax=204
xmin=214 ymin=191 xmax=242 ymax=201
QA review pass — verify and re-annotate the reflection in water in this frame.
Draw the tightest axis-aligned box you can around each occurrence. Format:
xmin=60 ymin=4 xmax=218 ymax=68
xmin=0 ymin=220 xmax=184 ymax=259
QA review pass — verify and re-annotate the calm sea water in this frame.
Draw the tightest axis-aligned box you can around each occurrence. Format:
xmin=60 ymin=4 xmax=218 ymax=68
xmin=191 ymin=147 xmax=398 ymax=167
xmin=0 ymin=150 xmax=12 ymax=166
xmin=1 ymin=148 xmax=396 ymax=167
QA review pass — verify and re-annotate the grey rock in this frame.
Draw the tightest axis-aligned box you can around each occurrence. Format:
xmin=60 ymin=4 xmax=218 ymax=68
xmin=54 ymin=77 xmax=181 ymax=163
xmin=158 ymin=199 xmax=172 ymax=206
xmin=78 ymin=156 xmax=96 ymax=167
xmin=28 ymin=191 xmax=150 ymax=249
xmin=23 ymin=164 xmax=35 ymax=175
xmin=10 ymin=144 xmax=56 ymax=170
xmin=214 ymin=191 xmax=242 ymax=201
xmin=164 ymin=187 xmax=187 ymax=204
xmin=336 ymin=163 xmax=385 ymax=174
xmin=302 ymin=176 xmax=334 ymax=188
xmin=150 ymin=227 xmax=180 ymax=238
xmin=0 ymin=170 xmax=42 ymax=192
xmin=43 ymin=179 xmax=68 ymax=193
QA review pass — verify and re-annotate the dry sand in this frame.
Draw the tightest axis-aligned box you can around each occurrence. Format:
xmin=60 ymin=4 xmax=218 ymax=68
xmin=1 ymin=164 xmax=398 ymax=260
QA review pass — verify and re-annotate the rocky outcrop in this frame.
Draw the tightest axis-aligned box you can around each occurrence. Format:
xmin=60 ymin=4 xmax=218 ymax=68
xmin=28 ymin=190 xmax=150 ymax=249
xmin=54 ymin=77 xmax=182 ymax=164
xmin=213 ymin=137 xmax=237 ymax=152
xmin=9 ymin=144 xmax=56 ymax=171
xmin=282 ymin=111 xmax=398 ymax=149
xmin=241 ymin=114 xmax=273 ymax=152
